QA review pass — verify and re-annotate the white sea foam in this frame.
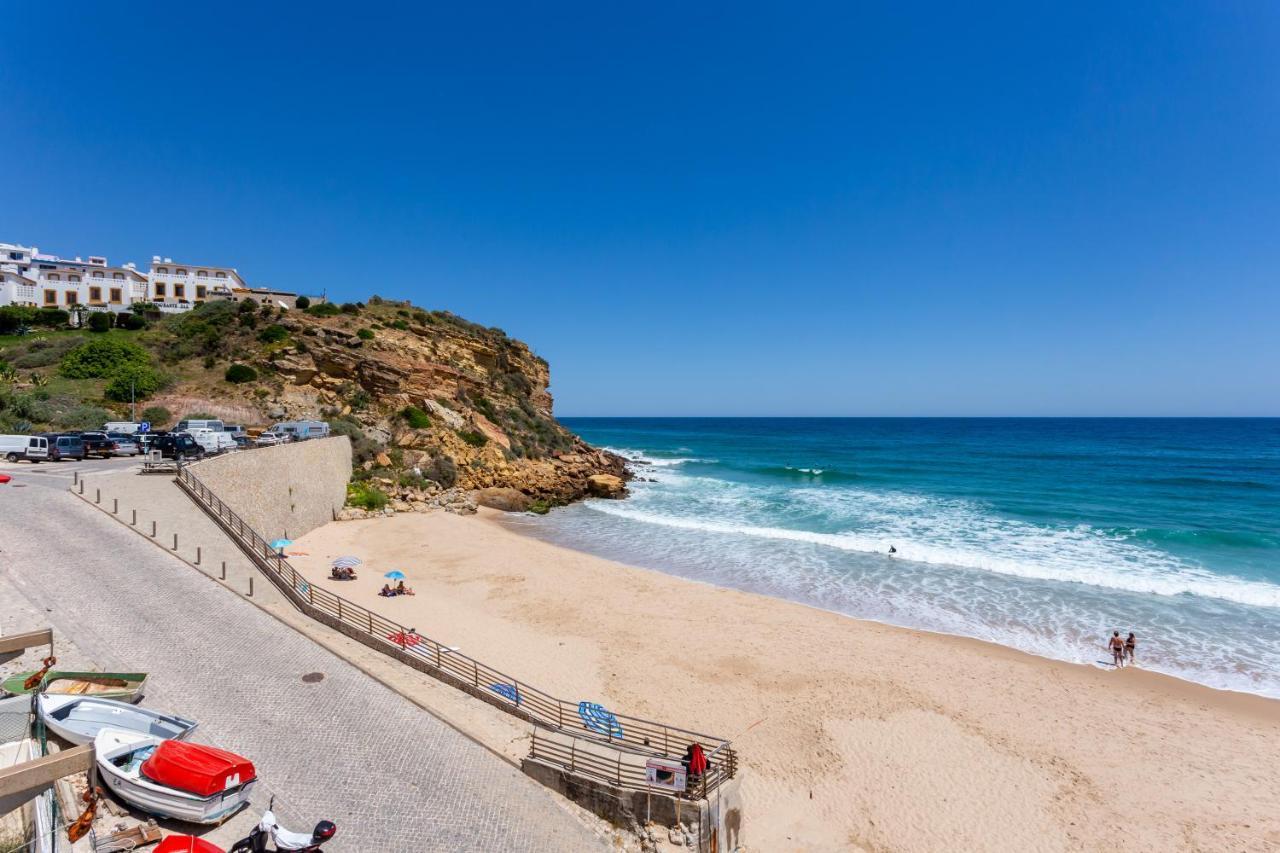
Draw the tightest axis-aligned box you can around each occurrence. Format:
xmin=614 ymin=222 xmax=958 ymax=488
xmin=605 ymin=446 xmax=715 ymax=468
xmin=583 ymin=473 xmax=1280 ymax=610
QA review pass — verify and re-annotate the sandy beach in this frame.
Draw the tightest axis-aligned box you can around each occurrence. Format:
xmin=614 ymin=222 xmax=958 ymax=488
xmin=292 ymin=509 xmax=1280 ymax=852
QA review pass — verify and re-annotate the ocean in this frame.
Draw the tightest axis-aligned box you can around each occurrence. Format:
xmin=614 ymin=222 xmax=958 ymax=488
xmin=510 ymin=418 xmax=1280 ymax=698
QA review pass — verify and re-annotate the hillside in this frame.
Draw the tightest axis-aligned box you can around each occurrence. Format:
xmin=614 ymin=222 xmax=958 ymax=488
xmin=0 ymin=299 xmax=627 ymax=511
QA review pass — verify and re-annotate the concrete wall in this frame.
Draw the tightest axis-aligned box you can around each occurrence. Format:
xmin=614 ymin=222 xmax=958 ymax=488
xmin=192 ymin=436 xmax=351 ymax=541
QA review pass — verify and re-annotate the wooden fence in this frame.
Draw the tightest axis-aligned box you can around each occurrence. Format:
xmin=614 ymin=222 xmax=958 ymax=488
xmin=175 ymin=463 xmax=737 ymax=800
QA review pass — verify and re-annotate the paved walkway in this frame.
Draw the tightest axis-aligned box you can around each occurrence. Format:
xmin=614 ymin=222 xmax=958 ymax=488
xmin=0 ymin=471 xmax=603 ymax=852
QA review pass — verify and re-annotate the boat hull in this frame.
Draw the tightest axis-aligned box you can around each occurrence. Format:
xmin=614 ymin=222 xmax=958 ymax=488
xmin=37 ymin=695 xmax=197 ymax=747
xmin=2 ymin=671 xmax=146 ymax=703
xmin=95 ymin=729 xmax=254 ymax=825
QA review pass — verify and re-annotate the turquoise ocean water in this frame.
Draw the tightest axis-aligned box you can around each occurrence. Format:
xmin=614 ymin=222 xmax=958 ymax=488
xmin=507 ymin=418 xmax=1280 ymax=697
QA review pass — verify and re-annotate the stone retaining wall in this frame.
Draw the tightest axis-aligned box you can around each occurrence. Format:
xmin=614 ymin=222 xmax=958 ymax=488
xmin=192 ymin=437 xmax=351 ymax=541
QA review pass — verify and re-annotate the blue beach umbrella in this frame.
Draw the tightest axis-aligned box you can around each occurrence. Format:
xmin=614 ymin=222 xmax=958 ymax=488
xmin=384 ymin=570 xmax=406 ymax=580
xmin=270 ymin=538 xmax=293 ymax=551
xmin=331 ymin=556 xmax=362 ymax=569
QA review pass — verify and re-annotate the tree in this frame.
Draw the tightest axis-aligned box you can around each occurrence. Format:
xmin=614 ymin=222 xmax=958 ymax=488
xmin=140 ymin=405 xmax=172 ymax=427
xmin=295 ymin=295 xmax=311 ymax=309
xmin=105 ymin=364 xmax=163 ymax=402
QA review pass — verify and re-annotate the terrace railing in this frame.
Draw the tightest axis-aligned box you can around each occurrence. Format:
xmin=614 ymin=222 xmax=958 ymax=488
xmin=175 ymin=461 xmax=737 ymax=800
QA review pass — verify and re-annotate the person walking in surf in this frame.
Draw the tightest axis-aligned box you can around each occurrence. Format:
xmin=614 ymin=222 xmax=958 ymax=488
xmin=1108 ymin=631 xmax=1126 ymax=668
xmin=1124 ymin=632 xmax=1137 ymax=665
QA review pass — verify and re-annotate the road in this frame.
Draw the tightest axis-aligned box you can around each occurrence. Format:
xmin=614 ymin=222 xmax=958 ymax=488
xmin=0 ymin=460 xmax=604 ymax=852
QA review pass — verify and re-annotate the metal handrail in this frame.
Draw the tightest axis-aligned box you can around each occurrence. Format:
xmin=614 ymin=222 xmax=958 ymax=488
xmin=173 ymin=461 xmax=737 ymax=798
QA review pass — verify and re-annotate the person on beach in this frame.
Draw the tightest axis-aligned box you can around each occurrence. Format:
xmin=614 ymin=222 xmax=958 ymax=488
xmin=1108 ymin=631 xmax=1126 ymax=667
xmin=1125 ymin=632 xmax=1137 ymax=665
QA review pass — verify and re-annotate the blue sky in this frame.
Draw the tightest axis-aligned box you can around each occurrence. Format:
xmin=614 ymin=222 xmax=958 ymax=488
xmin=2 ymin=3 xmax=1277 ymax=416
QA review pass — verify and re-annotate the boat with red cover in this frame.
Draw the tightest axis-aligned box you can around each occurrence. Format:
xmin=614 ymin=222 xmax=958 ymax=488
xmin=95 ymin=729 xmax=257 ymax=824
xmin=155 ymin=836 xmax=226 ymax=853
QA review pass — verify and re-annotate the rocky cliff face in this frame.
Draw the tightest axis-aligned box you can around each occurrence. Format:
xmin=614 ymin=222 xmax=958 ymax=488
xmin=251 ymin=302 xmax=627 ymax=507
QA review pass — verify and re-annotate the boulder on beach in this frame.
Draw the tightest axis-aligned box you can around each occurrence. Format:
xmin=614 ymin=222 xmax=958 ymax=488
xmin=474 ymin=487 xmax=532 ymax=512
xmin=586 ymin=474 xmax=626 ymax=499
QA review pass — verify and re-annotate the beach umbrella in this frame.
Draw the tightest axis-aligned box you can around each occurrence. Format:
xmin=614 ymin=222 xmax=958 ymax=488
xmin=331 ymin=556 xmax=362 ymax=569
xmin=384 ymin=570 xmax=406 ymax=580
xmin=269 ymin=538 xmax=293 ymax=551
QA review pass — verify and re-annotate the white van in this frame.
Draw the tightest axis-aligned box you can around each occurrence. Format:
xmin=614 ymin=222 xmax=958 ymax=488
xmin=1 ymin=435 xmax=49 ymax=463
xmin=176 ymin=418 xmax=225 ymax=434
xmin=187 ymin=427 xmax=237 ymax=455
xmin=103 ymin=421 xmax=142 ymax=435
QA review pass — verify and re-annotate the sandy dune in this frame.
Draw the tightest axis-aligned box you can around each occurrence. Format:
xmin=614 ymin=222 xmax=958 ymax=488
xmin=293 ymin=510 xmax=1280 ymax=852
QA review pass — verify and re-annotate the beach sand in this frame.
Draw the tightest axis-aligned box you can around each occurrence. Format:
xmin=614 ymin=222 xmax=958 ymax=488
xmin=292 ymin=510 xmax=1280 ymax=852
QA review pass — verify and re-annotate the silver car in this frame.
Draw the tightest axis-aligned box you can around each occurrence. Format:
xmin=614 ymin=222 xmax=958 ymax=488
xmin=106 ymin=432 xmax=141 ymax=456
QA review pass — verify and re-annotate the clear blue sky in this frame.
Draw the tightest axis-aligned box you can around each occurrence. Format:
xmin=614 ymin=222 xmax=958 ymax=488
xmin=3 ymin=3 xmax=1277 ymax=416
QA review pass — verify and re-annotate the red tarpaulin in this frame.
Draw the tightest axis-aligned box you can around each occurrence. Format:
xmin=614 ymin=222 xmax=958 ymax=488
xmin=142 ymin=740 xmax=256 ymax=797
xmin=155 ymin=836 xmax=225 ymax=853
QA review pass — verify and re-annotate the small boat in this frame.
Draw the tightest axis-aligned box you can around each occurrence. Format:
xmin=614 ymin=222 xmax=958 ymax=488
xmin=37 ymin=694 xmax=197 ymax=746
xmin=95 ymin=729 xmax=256 ymax=825
xmin=2 ymin=671 xmax=147 ymax=702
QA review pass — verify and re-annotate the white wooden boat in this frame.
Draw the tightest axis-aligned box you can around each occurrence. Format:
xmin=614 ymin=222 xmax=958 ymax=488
xmin=37 ymin=694 xmax=197 ymax=747
xmin=94 ymin=729 xmax=256 ymax=824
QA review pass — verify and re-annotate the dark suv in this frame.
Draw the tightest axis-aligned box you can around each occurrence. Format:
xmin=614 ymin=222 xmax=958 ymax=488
xmin=151 ymin=433 xmax=204 ymax=461
xmin=77 ymin=431 xmax=117 ymax=459
xmin=39 ymin=433 xmax=86 ymax=461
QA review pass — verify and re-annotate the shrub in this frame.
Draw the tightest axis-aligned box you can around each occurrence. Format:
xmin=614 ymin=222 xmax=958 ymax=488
xmin=60 ymin=338 xmax=149 ymax=378
xmin=11 ymin=337 xmax=80 ymax=369
xmin=105 ymin=364 xmax=164 ymax=402
xmin=295 ymin=295 xmax=311 ymax=309
xmin=140 ymin=405 xmax=172 ymax=427
xmin=390 ymin=319 xmax=409 ymax=330
xmin=327 ymin=416 xmax=382 ymax=464
xmin=117 ymin=312 xmax=147 ymax=330
xmin=347 ymin=482 xmax=389 ymax=511
xmin=528 ymin=499 xmax=553 ymax=515
xmin=458 ymin=429 xmax=488 ymax=447
xmin=224 ymin=363 xmax=257 ymax=383
xmin=340 ymin=303 xmax=360 ymax=315
xmin=238 ymin=312 xmax=259 ymax=329
xmin=257 ymin=324 xmax=288 ymax=344
xmin=305 ymin=302 xmax=340 ymax=317
xmin=356 ymin=328 xmax=375 ymax=341
xmin=423 ymin=454 xmax=457 ymax=487
xmin=36 ymin=308 xmax=70 ymax=328
xmin=87 ymin=312 xmax=113 ymax=333
xmin=401 ymin=405 xmax=431 ymax=429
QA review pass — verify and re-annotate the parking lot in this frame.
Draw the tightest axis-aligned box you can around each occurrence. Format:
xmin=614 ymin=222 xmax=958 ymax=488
xmin=0 ymin=452 xmax=140 ymax=491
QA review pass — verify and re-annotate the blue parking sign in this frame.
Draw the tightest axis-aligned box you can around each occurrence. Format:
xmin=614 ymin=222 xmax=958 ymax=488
xmin=139 ymin=421 xmax=150 ymax=434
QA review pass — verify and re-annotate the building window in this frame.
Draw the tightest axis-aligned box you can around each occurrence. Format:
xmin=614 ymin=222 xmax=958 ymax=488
xmin=154 ymin=283 xmax=166 ymax=299
xmin=48 ymin=273 xmax=60 ymax=281
xmin=92 ymin=271 xmax=104 ymax=278
xmin=196 ymin=270 xmax=208 ymax=277
xmin=175 ymin=268 xmax=187 ymax=276
xmin=69 ymin=275 xmax=81 ymax=282
xmin=44 ymin=289 xmax=57 ymax=305
xmin=215 ymin=271 xmax=227 ymax=279
xmin=174 ymin=284 xmax=185 ymax=299
xmin=89 ymin=286 xmax=103 ymax=303
xmin=157 ymin=267 xmax=168 ymax=274
xmin=113 ymin=272 xmax=124 ymax=280
xmin=65 ymin=292 xmax=78 ymax=306
xmin=110 ymin=288 xmax=123 ymax=304
xmin=196 ymin=285 xmax=207 ymax=299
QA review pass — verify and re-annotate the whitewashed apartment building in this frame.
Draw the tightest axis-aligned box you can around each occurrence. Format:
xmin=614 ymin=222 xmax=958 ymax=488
xmin=1 ymin=241 xmax=303 ymax=315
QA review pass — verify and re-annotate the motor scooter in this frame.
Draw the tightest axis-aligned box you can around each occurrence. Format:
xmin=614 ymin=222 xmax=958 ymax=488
xmin=229 ymin=797 xmax=336 ymax=852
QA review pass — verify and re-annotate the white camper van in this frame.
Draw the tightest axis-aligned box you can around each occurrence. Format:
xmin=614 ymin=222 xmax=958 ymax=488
xmin=0 ymin=435 xmax=49 ymax=463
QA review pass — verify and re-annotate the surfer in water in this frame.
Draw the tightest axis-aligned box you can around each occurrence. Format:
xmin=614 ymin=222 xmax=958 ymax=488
xmin=888 ymin=545 xmax=897 ymax=557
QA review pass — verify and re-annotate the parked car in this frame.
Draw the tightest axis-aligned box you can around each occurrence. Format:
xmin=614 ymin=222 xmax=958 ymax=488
xmin=254 ymin=429 xmax=291 ymax=447
xmin=188 ymin=427 xmax=237 ymax=455
xmin=0 ymin=434 xmax=48 ymax=463
xmin=77 ymin=431 xmax=118 ymax=459
xmin=41 ymin=433 xmax=86 ymax=462
xmin=150 ymin=433 xmax=204 ymax=461
xmin=266 ymin=420 xmax=331 ymax=442
xmin=106 ymin=433 xmax=141 ymax=456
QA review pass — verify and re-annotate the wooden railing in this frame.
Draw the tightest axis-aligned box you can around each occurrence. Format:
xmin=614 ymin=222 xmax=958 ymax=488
xmin=174 ymin=462 xmax=737 ymax=799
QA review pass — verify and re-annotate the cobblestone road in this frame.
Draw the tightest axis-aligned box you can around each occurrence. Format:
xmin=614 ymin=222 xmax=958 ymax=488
xmin=0 ymin=471 xmax=603 ymax=852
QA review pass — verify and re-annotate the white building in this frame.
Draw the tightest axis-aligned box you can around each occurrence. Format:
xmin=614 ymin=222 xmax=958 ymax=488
xmin=25 ymin=255 xmax=149 ymax=314
xmin=147 ymin=256 xmax=243 ymax=312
